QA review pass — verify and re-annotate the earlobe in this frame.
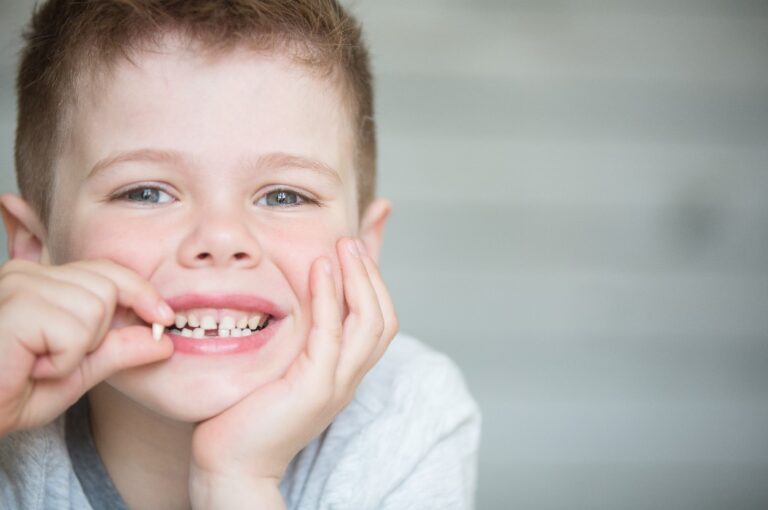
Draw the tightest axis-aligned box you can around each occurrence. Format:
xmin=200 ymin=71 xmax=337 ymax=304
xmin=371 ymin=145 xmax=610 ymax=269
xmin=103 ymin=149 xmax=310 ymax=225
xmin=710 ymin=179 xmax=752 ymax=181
xmin=0 ymin=193 xmax=48 ymax=262
xmin=358 ymin=198 xmax=392 ymax=264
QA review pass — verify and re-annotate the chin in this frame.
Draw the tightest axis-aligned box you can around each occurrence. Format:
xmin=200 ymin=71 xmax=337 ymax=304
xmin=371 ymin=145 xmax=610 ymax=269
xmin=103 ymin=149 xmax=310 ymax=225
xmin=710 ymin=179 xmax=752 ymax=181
xmin=105 ymin=360 xmax=280 ymax=423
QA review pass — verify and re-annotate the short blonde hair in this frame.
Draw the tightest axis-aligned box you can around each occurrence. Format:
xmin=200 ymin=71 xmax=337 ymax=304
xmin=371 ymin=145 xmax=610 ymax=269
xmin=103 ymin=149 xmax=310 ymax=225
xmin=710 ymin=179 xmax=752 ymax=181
xmin=15 ymin=0 xmax=376 ymax=225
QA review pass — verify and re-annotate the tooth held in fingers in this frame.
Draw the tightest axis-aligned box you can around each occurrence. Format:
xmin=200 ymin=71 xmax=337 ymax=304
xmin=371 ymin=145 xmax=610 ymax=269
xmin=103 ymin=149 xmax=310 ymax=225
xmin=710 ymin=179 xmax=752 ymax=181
xmin=152 ymin=323 xmax=164 ymax=342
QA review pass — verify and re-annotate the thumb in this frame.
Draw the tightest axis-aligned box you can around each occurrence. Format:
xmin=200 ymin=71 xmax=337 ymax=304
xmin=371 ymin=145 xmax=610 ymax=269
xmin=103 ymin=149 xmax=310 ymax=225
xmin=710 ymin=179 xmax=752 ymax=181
xmin=77 ymin=325 xmax=174 ymax=389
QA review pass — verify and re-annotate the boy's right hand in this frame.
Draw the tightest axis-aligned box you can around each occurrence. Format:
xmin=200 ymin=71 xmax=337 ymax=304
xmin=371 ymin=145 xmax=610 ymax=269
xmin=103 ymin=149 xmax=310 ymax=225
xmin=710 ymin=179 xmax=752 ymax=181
xmin=0 ymin=258 xmax=175 ymax=437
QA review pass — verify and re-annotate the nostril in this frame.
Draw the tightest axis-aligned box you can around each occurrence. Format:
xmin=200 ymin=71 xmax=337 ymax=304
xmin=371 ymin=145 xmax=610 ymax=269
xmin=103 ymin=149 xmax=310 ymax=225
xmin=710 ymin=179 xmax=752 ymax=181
xmin=196 ymin=252 xmax=212 ymax=261
xmin=233 ymin=252 xmax=249 ymax=261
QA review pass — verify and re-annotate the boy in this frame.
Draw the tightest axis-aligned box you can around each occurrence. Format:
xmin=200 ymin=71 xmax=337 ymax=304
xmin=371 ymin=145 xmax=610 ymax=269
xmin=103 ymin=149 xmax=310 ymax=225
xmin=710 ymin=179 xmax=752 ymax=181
xmin=0 ymin=0 xmax=480 ymax=508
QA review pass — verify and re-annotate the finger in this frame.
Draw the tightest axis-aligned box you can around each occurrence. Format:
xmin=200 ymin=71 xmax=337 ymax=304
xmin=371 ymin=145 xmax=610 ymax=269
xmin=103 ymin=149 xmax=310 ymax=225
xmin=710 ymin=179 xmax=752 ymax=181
xmin=30 ymin=266 xmax=119 ymax=352
xmin=27 ymin=326 xmax=174 ymax=414
xmin=306 ymin=257 xmax=342 ymax=373
xmin=6 ymin=258 xmax=173 ymax=328
xmin=67 ymin=259 xmax=175 ymax=326
xmin=24 ymin=300 xmax=94 ymax=379
xmin=355 ymin=243 xmax=399 ymax=366
xmin=0 ymin=274 xmax=107 ymax=377
xmin=335 ymin=238 xmax=384 ymax=386
xmin=76 ymin=325 xmax=174 ymax=389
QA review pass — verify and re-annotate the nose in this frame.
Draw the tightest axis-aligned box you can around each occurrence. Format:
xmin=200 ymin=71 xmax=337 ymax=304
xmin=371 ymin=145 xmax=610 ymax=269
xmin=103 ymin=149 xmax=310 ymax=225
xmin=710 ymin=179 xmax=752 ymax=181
xmin=177 ymin=209 xmax=262 ymax=269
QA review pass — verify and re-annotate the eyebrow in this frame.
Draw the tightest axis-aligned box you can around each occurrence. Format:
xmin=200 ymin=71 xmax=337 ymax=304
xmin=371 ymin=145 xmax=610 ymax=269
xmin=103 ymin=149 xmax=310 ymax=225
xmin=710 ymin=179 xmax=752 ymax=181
xmin=87 ymin=148 xmax=342 ymax=183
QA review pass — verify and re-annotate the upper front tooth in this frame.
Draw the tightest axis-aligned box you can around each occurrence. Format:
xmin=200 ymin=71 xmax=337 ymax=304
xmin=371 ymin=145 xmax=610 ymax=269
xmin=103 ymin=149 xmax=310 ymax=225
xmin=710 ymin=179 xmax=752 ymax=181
xmin=236 ymin=316 xmax=248 ymax=329
xmin=188 ymin=314 xmax=200 ymax=328
xmin=219 ymin=316 xmax=236 ymax=330
xmin=175 ymin=314 xmax=187 ymax=329
xmin=200 ymin=315 xmax=217 ymax=330
xmin=247 ymin=314 xmax=263 ymax=330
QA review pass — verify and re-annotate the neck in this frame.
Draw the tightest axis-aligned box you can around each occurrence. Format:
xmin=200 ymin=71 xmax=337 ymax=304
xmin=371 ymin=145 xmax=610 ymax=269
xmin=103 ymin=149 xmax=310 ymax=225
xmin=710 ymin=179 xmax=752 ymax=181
xmin=89 ymin=383 xmax=194 ymax=510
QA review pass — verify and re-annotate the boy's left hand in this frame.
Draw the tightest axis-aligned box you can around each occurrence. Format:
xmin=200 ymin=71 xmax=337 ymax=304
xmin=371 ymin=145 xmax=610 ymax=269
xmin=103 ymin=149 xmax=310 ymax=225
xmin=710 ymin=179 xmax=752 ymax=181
xmin=188 ymin=238 xmax=398 ymax=508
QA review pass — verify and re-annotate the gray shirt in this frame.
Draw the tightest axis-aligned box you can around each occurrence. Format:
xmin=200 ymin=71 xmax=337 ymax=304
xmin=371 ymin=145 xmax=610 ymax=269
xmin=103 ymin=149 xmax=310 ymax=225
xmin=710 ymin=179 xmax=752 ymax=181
xmin=0 ymin=334 xmax=481 ymax=509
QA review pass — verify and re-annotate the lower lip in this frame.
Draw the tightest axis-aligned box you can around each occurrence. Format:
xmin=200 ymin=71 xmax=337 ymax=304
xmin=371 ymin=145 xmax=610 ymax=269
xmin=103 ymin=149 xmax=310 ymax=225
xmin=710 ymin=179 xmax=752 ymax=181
xmin=168 ymin=320 xmax=280 ymax=355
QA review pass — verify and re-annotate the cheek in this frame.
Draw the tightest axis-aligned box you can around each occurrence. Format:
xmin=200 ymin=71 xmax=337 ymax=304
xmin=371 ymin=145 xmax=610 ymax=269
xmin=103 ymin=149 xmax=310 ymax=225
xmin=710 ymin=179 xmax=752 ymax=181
xmin=61 ymin=216 xmax=165 ymax=276
xmin=260 ymin=220 xmax=345 ymax=306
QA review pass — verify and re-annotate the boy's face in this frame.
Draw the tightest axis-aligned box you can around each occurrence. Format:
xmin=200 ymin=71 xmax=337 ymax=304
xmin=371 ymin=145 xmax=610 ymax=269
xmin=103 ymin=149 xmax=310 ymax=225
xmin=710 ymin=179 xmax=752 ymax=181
xmin=43 ymin=40 xmax=370 ymax=421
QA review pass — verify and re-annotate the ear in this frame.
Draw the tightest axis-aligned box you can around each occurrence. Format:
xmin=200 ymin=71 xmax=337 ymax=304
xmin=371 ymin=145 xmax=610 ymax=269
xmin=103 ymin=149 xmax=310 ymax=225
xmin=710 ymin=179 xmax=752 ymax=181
xmin=0 ymin=193 xmax=49 ymax=263
xmin=358 ymin=198 xmax=392 ymax=264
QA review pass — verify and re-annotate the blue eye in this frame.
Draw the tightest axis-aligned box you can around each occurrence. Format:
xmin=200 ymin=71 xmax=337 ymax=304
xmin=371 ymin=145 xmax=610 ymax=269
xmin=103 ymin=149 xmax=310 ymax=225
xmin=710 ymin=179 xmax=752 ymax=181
xmin=260 ymin=189 xmax=308 ymax=207
xmin=117 ymin=187 xmax=173 ymax=205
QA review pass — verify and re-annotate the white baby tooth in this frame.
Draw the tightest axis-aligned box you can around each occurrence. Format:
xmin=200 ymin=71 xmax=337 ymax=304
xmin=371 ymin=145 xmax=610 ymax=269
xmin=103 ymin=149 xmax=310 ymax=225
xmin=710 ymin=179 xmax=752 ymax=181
xmin=193 ymin=328 xmax=205 ymax=338
xmin=188 ymin=314 xmax=200 ymax=328
xmin=175 ymin=314 xmax=187 ymax=329
xmin=152 ymin=323 xmax=164 ymax=342
xmin=231 ymin=328 xmax=242 ymax=337
xmin=247 ymin=314 xmax=262 ymax=330
xmin=218 ymin=329 xmax=231 ymax=337
xmin=220 ymin=316 xmax=236 ymax=330
xmin=242 ymin=328 xmax=251 ymax=335
xmin=236 ymin=316 xmax=248 ymax=329
xmin=181 ymin=328 xmax=193 ymax=337
xmin=201 ymin=315 xmax=217 ymax=330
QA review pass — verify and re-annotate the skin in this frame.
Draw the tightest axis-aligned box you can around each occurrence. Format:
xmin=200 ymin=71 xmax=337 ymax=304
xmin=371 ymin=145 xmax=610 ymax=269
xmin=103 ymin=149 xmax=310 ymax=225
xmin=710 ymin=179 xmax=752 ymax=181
xmin=0 ymin=36 xmax=397 ymax=509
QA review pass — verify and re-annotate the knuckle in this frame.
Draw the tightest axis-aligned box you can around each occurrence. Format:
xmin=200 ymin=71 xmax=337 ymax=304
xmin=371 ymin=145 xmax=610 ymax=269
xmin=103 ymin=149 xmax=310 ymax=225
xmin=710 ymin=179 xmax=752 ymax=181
xmin=326 ymin=323 xmax=343 ymax=338
xmin=97 ymin=278 xmax=119 ymax=307
xmin=82 ymin=292 xmax=108 ymax=326
xmin=366 ymin=316 xmax=385 ymax=337
xmin=67 ymin=318 xmax=93 ymax=350
xmin=315 ymin=322 xmax=342 ymax=339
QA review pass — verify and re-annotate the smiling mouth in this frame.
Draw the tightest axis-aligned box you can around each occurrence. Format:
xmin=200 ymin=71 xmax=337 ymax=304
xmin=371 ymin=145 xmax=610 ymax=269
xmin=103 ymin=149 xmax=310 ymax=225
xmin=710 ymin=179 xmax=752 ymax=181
xmin=168 ymin=310 xmax=272 ymax=338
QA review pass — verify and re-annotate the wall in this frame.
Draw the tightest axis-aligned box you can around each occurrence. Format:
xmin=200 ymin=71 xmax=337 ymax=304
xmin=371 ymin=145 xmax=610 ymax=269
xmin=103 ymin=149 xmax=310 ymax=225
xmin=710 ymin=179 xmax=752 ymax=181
xmin=1 ymin=1 xmax=767 ymax=508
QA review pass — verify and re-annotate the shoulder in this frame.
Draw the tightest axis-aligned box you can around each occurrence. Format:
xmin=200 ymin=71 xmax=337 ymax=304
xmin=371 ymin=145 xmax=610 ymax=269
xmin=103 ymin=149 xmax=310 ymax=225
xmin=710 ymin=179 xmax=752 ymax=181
xmin=356 ymin=332 xmax=479 ymax=425
xmin=282 ymin=333 xmax=481 ymax=509
xmin=0 ymin=416 xmax=76 ymax=508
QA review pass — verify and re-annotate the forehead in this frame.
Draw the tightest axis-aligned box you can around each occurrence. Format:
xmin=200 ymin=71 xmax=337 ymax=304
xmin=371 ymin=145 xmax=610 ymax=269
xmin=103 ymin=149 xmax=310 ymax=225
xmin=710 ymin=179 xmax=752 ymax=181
xmin=62 ymin=40 xmax=356 ymax=186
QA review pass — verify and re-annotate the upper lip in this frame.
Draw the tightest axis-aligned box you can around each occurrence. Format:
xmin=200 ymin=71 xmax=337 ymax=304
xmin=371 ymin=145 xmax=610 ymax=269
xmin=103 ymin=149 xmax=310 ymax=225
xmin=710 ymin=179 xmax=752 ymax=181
xmin=164 ymin=294 xmax=286 ymax=319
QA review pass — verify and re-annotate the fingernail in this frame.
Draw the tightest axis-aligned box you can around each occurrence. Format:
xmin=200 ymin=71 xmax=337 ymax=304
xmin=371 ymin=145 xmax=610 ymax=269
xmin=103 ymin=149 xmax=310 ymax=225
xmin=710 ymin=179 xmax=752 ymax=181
xmin=346 ymin=238 xmax=360 ymax=257
xmin=157 ymin=302 xmax=174 ymax=322
xmin=355 ymin=239 xmax=368 ymax=257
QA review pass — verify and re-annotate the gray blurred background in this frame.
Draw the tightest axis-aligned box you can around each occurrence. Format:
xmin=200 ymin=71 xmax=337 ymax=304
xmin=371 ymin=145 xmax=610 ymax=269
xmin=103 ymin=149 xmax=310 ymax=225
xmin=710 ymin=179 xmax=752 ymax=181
xmin=2 ymin=1 xmax=768 ymax=509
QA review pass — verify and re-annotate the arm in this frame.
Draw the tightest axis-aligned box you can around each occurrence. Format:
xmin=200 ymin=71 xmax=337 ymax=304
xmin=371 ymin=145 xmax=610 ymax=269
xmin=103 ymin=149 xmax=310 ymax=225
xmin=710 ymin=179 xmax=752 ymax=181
xmin=188 ymin=471 xmax=286 ymax=510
